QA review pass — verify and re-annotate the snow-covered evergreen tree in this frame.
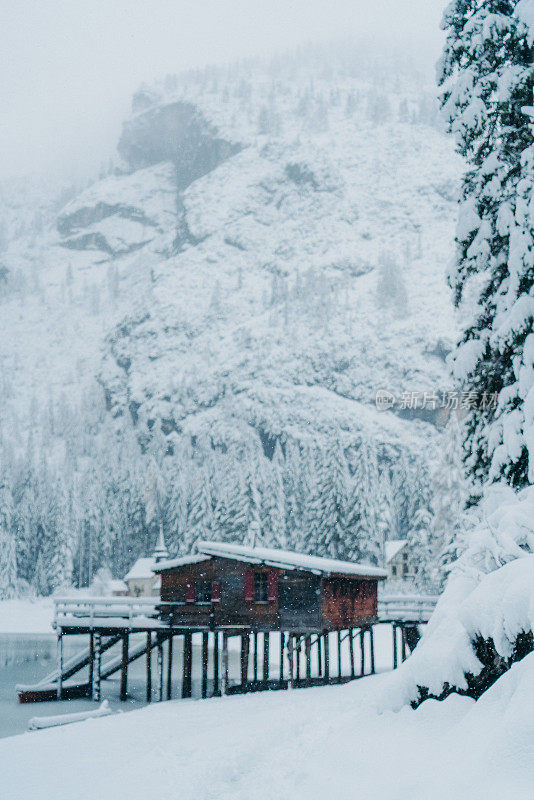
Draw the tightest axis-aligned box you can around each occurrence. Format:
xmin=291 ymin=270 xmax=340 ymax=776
xmin=0 ymin=478 xmax=17 ymax=598
xmin=316 ymin=440 xmax=349 ymax=559
xmin=440 ymin=0 xmax=534 ymax=487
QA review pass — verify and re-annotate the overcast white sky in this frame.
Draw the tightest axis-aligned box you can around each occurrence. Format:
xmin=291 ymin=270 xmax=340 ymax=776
xmin=0 ymin=0 xmax=446 ymax=182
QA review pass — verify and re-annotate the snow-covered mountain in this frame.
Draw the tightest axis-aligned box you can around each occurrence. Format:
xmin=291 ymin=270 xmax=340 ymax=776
xmin=0 ymin=45 xmax=464 ymax=588
xmin=1 ymin=47 xmax=461 ymax=455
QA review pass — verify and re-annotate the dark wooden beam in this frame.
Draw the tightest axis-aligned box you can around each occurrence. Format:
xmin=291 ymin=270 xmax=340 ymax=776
xmin=166 ymin=634 xmax=174 ymax=700
xmin=393 ymin=624 xmax=398 ymax=669
xmin=253 ymin=632 xmax=258 ymax=682
xmin=288 ymin=635 xmax=295 ymax=689
xmin=369 ymin=626 xmax=375 ymax=674
xmin=182 ymin=632 xmax=192 ymax=698
xmin=295 ymin=636 xmax=301 ymax=684
xmin=146 ymin=632 xmax=152 ymax=702
xmin=56 ymin=632 xmax=63 ymax=701
xmin=305 ymin=635 xmax=311 ymax=683
xmin=88 ymin=632 xmax=94 ymax=697
xmin=263 ymin=632 xmax=270 ymax=683
xmin=279 ymin=632 xmax=285 ymax=686
xmin=222 ymin=633 xmax=229 ymax=695
xmin=201 ymin=632 xmax=209 ymax=698
xmin=120 ymin=633 xmax=129 ymax=701
xmin=337 ymin=630 xmax=342 ymax=682
xmin=401 ymin=625 xmax=407 ymax=663
xmin=348 ymin=628 xmax=355 ymax=679
xmin=317 ymin=634 xmax=323 ymax=677
xmin=212 ymin=632 xmax=220 ymax=697
xmin=360 ymin=627 xmax=365 ymax=677
xmin=157 ymin=635 xmax=164 ymax=702
xmin=323 ymin=633 xmax=330 ymax=683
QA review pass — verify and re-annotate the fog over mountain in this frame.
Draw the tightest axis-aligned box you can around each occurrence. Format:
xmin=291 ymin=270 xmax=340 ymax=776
xmin=0 ymin=0 xmax=445 ymax=181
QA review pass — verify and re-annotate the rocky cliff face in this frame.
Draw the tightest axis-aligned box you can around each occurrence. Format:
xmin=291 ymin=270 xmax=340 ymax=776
xmin=118 ymin=100 xmax=241 ymax=182
xmin=0 ymin=48 xmax=462 ymax=469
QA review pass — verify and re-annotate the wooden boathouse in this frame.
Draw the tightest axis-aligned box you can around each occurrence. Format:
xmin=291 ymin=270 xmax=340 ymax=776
xmin=17 ymin=542 xmax=436 ymax=704
xmin=158 ymin=540 xmax=385 ymax=633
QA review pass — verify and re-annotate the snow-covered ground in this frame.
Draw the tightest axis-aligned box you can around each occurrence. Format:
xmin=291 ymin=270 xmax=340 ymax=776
xmin=0 ymin=599 xmax=54 ymax=634
xmin=2 ymin=655 xmax=534 ymax=800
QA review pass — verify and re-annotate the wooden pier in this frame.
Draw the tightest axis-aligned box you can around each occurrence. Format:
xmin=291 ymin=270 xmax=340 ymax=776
xmin=17 ymin=592 xmax=436 ymax=704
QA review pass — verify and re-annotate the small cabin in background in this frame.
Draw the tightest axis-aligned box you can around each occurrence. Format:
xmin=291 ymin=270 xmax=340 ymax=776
xmin=124 ymin=559 xmax=161 ymax=597
xmin=154 ymin=541 xmax=387 ymax=632
xmin=124 ymin=530 xmax=169 ymax=597
xmin=385 ymin=539 xmax=418 ymax=582
xmin=109 ymin=579 xmax=128 ymax=597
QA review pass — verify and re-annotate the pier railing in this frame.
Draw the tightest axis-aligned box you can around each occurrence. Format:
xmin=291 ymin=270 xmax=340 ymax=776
xmin=378 ymin=594 xmax=438 ymax=623
xmin=53 ymin=593 xmax=439 ymax=628
xmin=53 ymin=596 xmax=160 ymax=629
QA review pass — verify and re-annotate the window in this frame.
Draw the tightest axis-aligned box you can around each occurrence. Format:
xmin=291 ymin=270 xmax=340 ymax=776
xmin=403 ymin=565 xmax=408 ymax=576
xmin=391 ymin=566 xmax=397 ymax=577
xmin=254 ymin=572 xmax=268 ymax=603
xmin=332 ymin=579 xmax=360 ymax=598
xmin=195 ymin=580 xmax=211 ymax=604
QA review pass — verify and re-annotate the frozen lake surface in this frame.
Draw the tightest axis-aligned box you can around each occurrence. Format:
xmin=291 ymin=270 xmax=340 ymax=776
xmin=0 ymin=625 xmax=396 ymax=738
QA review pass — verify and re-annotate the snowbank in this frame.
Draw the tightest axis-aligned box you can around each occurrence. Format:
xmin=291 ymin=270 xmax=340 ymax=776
xmin=381 ymin=552 xmax=534 ymax=709
xmin=2 ymin=659 xmax=534 ymax=800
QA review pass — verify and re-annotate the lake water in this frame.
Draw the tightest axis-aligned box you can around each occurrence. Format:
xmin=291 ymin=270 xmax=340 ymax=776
xmin=0 ymin=632 xmax=245 ymax=739
xmin=0 ymin=626 xmax=394 ymax=739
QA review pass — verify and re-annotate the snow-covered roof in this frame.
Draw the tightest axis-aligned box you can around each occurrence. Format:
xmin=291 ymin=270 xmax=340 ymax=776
xmin=385 ymin=540 xmax=408 ymax=564
xmin=155 ymin=541 xmax=387 ymax=578
xmin=109 ymin=579 xmax=128 ymax=592
xmin=124 ymin=558 xmax=157 ymax=582
xmin=153 ymin=554 xmax=212 ymax=572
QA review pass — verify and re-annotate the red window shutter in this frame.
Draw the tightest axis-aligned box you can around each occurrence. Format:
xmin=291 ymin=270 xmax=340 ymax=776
xmin=211 ymin=580 xmax=221 ymax=603
xmin=268 ymin=570 xmax=278 ymax=602
xmin=244 ymin=570 xmax=254 ymax=602
xmin=185 ymin=582 xmax=195 ymax=603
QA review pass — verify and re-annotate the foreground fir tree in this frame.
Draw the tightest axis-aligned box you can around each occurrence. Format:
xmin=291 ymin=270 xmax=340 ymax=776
xmin=439 ymin=0 xmax=534 ymax=487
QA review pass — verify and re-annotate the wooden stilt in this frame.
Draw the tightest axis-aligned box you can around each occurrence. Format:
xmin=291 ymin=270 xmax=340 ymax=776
xmin=370 ymin=626 xmax=375 ymax=674
xmin=253 ymin=632 xmax=258 ymax=683
xmin=317 ymin=634 xmax=323 ymax=677
xmin=56 ymin=632 xmax=63 ymax=701
xmin=263 ymin=632 xmax=269 ymax=683
xmin=393 ymin=624 xmax=398 ymax=669
xmin=212 ymin=632 xmax=220 ymax=697
xmin=360 ymin=627 xmax=365 ymax=677
xmin=337 ymin=630 xmax=342 ymax=682
xmin=120 ymin=633 xmax=129 ymax=701
xmin=88 ymin=632 xmax=94 ymax=697
xmin=295 ymin=636 xmax=301 ymax=684
xmin=288 ymin=635 xmax=295 ymax=689
xmin=305 ymin=635 xmax=312 ymax=684
xmin=240 ymin=632 xmax=250 ymax=687
xmin=182 ymin=632 xmax=192 ymax=699
xmin=222 ymin=633 xmax=229 ymax=695
xmin=166 ymin=634 xmax=174 ymax=700
xmin=201 ymin=632 xmax=209 ymax=698
xmin=146 ymin=632 xmax=152 ymax=702
xmin=157 ymin=636 xmax=164 ymax=702
xmin=324 ymin=633 xmax=330 ymax=683
xmin=401 ymin=625 xmax=407 ymax=663
xmin=349 ymin=628 xmax=355 ymax=679
xmin=279 ymin=632 xmax=285 ymax=686
xmin=93 ymin=633 xmax=101 ymax=702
